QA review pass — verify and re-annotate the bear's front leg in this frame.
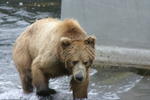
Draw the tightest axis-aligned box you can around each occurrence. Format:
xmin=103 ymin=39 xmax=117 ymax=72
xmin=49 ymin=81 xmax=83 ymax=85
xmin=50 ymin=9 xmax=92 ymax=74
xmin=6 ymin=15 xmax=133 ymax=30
xmin=70 ymin=75 xmax=89 ymax=100
xmin=32 ymin=58 xmax=56 ymax=96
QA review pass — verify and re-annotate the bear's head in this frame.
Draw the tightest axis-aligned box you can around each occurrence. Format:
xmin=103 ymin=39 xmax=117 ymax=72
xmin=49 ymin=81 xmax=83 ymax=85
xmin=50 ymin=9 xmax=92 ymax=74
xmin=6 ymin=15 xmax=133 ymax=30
xmin=59 ymin=36 xmax=96 ymax=82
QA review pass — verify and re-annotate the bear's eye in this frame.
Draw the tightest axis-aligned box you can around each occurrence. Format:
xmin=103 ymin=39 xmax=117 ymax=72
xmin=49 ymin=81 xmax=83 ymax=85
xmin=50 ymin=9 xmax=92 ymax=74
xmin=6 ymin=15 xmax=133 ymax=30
xmin=72 ymin=61 xmax=79 ymax=65
xmin=83 ymin=61 xmax=88 ymax=65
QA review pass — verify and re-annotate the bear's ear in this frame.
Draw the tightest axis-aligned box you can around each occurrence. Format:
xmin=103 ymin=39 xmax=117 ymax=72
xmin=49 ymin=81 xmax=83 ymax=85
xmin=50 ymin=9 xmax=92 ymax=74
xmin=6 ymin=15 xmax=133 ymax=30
xmin=60 ymin=37 xmax=72 ymax=49
xmin=84 ymin=36 xmax=96 ymax=48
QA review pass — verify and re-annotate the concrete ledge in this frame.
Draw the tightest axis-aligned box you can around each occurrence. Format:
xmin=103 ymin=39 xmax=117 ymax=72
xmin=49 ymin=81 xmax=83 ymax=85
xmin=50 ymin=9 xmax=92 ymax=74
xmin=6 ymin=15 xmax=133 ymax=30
xmin=94 ymin=46 xmax=150 ymax=70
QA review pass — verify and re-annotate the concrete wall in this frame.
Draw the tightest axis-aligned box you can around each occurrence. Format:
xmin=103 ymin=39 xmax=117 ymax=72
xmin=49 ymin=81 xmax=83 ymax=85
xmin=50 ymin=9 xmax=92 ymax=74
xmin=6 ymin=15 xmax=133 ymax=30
xmin=61 ymin=0 xmax=150 ymax=69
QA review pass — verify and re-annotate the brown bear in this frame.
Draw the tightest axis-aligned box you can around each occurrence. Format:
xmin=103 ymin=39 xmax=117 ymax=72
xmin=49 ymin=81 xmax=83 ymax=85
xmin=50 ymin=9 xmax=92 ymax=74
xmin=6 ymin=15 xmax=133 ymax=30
xmin=12 ymin=18 xmax=96 ymax=100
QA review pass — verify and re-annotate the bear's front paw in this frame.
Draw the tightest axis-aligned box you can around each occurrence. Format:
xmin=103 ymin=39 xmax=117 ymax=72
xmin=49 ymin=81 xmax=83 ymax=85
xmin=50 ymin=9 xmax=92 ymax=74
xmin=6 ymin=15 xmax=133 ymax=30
xmin=36 ymin=88 xmax=56 ymax=96
xmin=48 ymin=88 xmax=57 ymax=94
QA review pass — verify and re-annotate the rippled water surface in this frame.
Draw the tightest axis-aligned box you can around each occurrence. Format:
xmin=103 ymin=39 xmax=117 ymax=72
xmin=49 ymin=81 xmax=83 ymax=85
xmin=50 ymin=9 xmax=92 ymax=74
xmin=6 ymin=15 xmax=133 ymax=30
xmin=0 ymin=1 xmax=150 ymax=100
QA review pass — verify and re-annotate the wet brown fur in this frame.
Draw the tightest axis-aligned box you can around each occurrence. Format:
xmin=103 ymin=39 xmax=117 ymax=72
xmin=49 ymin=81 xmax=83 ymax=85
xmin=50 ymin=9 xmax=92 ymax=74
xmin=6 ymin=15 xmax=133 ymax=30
xmin=13 ymin=18 xmax=95 ymax=99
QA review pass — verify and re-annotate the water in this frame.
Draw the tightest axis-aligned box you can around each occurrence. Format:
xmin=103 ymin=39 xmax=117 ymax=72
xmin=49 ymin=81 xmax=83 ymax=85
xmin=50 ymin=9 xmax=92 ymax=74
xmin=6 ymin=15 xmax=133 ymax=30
xmin=0 ymin=1 xmax=150 ymax=100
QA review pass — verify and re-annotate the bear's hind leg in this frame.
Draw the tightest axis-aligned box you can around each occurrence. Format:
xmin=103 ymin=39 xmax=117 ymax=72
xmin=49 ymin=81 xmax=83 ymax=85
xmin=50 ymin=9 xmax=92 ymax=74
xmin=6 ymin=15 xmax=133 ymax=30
xmin=13 ymin=45 xmax=33 ymax=93
xmin=19 ymin=69 xmax=33 ymax=93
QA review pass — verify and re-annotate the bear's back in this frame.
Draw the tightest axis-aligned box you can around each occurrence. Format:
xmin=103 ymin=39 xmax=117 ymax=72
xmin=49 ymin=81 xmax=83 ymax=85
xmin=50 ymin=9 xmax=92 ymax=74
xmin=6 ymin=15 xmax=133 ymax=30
xmin=15 ymin=18 xmax=87 ymax=59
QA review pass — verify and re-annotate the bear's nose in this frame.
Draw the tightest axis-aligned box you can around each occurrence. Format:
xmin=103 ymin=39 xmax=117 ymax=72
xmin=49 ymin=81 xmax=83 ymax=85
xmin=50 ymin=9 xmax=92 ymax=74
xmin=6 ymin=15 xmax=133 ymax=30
xmin=74 ymin=72 xmax=83 ymax=82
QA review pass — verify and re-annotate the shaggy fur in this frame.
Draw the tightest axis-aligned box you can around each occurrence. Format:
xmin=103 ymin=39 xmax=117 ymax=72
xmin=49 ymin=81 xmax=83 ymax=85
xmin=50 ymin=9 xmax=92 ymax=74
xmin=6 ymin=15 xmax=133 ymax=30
xmin=13 ymin=18 xmax=96 ymax=99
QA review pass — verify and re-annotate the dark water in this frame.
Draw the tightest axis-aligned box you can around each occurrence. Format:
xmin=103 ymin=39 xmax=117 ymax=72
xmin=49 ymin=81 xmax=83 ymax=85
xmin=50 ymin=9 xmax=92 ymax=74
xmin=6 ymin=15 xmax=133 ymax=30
xmin=0 ymin=1 xmax=150 ymax=100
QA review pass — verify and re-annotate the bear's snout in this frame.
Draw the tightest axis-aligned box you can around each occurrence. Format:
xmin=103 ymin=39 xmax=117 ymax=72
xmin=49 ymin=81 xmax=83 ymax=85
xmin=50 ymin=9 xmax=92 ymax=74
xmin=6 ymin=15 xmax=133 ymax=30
xmin=74 ymin=72 xmax=84 ymax=82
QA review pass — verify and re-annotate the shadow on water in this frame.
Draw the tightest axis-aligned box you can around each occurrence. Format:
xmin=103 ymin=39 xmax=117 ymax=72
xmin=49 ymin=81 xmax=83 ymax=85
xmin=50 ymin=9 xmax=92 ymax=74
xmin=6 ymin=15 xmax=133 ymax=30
xmin=0 ymin=1 xmax=150 ymax=100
